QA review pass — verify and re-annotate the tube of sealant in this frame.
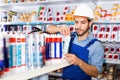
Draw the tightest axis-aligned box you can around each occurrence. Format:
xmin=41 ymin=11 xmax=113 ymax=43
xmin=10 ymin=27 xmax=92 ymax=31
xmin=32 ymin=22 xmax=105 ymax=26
xmin=21 ymin=32 xmax=26 ymax=71
xmin=40 ymin=33 xmax=45 ymax=66
xmin=29 ymin=33 xmax=34 ymax=69
xmin=45 ymin=34 xmax=51 ymax=65
xmin=62 ymin=35 xmax=71 ymax=62
xmin=16 ymin=32 xmax=22 ymax=72
xmin=0 ymin=27 xmax=4 ymax=77
xmin=32 ymin=32 xmax=36 ymax=69
xmin=35 ymin=32 xmax=43 ymax=68
xmin=2 ymin=26 xmax=10 ymax=73
xmin=50 ymin=34 xmax=55 ymax=59
xmin=9 ymin=31 xmax=17 ymax=71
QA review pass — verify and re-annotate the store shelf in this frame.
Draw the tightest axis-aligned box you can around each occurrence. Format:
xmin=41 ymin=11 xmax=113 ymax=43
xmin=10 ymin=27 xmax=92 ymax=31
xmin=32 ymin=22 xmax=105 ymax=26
xmin=1 ymin=61 xmax=70 ymax=80
xmin=104 ymin=59 xmax=120 ymax=64
xmin=3 ymin=20 xmax=120 ymax=25
xmin=0 ymin=22 xmax=12 ymax=25
xmin=0 ymin=0 xmax=70 ymax=7
xmin=93 ymin=20 xmax=120 ymax=24
xmin=0 ymin=21 xmax=75 ymax=25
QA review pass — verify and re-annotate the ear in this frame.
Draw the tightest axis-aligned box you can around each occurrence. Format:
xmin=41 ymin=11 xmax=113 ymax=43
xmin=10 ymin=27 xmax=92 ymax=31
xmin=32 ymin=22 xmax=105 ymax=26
xmin=89 ymin=21 xmax=93 ymax=28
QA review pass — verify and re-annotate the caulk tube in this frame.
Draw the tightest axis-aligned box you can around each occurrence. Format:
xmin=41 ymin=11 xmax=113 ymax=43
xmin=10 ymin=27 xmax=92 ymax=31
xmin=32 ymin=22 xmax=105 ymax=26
xmin=35 ymin=32 xmax=42 ymax=68
xmin=45 ymin=34 xmax=51 ymax=65
xmin=40 ymin=33 xmax=45 ymax=66
xmin=0 ymin=27 xmax=4 ymax=76
xmin=32 ymin=32 xmax=37 ymax=68
xmin=8 ymin=27 xmax=13 ymax=70
xmin=58 ymin=34 xmax=62 ymax=59
xmin=62 ymin=35 xmax=71 ymax=62
xmin=63 ymin=35 xmax=71 ymax=54
xmin=9 ymin=30 xmax=17 ymax=73
xmin=29 ymin=33 xmax=34 ymax=69
xmin=16 ymin=31 xmax=22 ymax=72
xmin=24 ymin=25 xmax=29 ymax=69
xmin=54 ymin=34 xmax=57 ymax=59
xmin=25 ymin=25 xmax=33 ymax=69
xmin=2 ymin=26 xmax=10 ymax=73
xmin=26 ymin=33 xmax=33 ymax=69
xmin=20 ymin=32 xmax=26 ymax=71
xmin=50 ymin=34 xmax=55 ymax=64
xmin=25 ymin=33 xmax=29 ymax=69
xmin=51 ymin=34 xmax=62 ymax=64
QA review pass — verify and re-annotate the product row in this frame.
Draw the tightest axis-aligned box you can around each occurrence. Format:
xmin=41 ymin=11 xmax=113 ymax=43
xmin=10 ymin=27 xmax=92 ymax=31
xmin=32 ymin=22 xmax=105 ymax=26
xmin=94 ymin=3 xmax=120 ymax=21
xmin=0 ymin=25 xmax=71 ymax=77
xmin=0 ymin=5 xmax=75 ymax=22
xmin=92 ymin=24 xmax=120 ymax=42
xmin=1 ymin=3 xmax=120 ymax=23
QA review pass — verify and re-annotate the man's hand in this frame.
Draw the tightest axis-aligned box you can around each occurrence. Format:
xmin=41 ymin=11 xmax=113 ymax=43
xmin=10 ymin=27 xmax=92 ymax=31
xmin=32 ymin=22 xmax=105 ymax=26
xmin=59 ymin=26 xmax=70 ymax=36
xmin=64 ymin=53 xmax=99 ymax=77
xmin=64 ymin=54 xmax=82 ymax=65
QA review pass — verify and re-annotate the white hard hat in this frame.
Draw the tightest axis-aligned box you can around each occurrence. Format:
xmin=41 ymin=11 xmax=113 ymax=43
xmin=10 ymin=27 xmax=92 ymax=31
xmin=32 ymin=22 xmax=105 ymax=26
xmin=73 ymin=4 xmax=94 ymax=19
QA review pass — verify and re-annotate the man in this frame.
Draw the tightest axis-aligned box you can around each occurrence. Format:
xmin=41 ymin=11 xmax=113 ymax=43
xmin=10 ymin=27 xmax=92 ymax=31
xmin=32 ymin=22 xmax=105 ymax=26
xmin=46 ymin=4 xmax=104 ymax=80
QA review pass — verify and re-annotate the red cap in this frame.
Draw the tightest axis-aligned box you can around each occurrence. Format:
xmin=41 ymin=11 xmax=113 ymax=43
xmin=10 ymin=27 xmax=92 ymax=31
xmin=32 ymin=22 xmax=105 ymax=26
xmin=49 ymin=37 xmax=53 ymax=42
xmin=54 ymin=38 xmax=58 ymax=42
xmin=22 ymin=38 xmax=25 ymax=42
xmin=9 ymin=38 xmax=16 ymax=43
xmin=58 ymin=38 xmax=62 ymax=42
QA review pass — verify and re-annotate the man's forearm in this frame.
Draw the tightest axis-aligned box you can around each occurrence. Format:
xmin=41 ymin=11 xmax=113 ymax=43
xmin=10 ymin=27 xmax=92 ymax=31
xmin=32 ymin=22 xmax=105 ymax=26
xmin=77 ymin=59 xmax=99 ymax=77
xmin=46 ymin=25 xmax=60 ymax=33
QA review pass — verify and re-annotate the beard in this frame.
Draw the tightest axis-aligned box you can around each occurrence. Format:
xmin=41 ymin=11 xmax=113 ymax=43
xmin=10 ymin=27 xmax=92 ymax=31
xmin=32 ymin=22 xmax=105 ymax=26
xmin=75 ymin=27 xmax=90 ymax=36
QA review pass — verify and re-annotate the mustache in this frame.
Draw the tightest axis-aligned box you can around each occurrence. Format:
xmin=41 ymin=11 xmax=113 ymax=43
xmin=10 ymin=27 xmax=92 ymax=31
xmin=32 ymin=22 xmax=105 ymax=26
xmin=75 ymin=28 xmax=83 ymax=31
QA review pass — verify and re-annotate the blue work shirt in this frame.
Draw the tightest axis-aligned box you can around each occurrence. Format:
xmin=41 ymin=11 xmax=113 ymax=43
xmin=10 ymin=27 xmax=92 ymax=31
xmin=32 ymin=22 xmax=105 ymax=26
xmin=73 ymin=32 xmax=104 ymax=73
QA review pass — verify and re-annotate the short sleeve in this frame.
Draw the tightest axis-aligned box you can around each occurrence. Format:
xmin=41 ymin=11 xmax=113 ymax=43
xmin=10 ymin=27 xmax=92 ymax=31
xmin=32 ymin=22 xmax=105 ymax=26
xmin=90 ymin=42 xmax=104 ymax=73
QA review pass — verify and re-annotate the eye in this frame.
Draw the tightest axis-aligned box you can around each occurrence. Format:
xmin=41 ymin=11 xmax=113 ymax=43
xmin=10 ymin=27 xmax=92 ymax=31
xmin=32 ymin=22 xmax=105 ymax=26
xmin=75 ymin=20 xmax=78 ymax=24
xmin=81 ymin=21 xmax=86 ymax=24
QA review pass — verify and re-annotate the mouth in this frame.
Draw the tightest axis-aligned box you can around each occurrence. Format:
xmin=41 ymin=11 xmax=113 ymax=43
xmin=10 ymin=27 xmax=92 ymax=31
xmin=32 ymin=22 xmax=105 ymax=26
xmin=75 ymin=29 xmax=83 ymax=32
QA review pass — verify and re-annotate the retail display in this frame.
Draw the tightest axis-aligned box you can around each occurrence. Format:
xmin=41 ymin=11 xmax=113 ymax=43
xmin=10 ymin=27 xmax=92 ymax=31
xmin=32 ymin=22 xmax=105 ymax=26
xmin=0 ymin=0 xmax=120 ymax=80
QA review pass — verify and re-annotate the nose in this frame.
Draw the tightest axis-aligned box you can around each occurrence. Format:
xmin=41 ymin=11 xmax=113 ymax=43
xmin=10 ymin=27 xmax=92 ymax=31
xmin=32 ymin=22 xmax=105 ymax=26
xmin=75 ymin=22 xmax=81 ymax=29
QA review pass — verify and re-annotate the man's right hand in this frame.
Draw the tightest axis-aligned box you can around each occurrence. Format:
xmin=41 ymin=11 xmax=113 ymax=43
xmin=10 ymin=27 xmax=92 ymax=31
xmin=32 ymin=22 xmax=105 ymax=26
xmin=46 ymin=25 xmax=70 ymax=36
